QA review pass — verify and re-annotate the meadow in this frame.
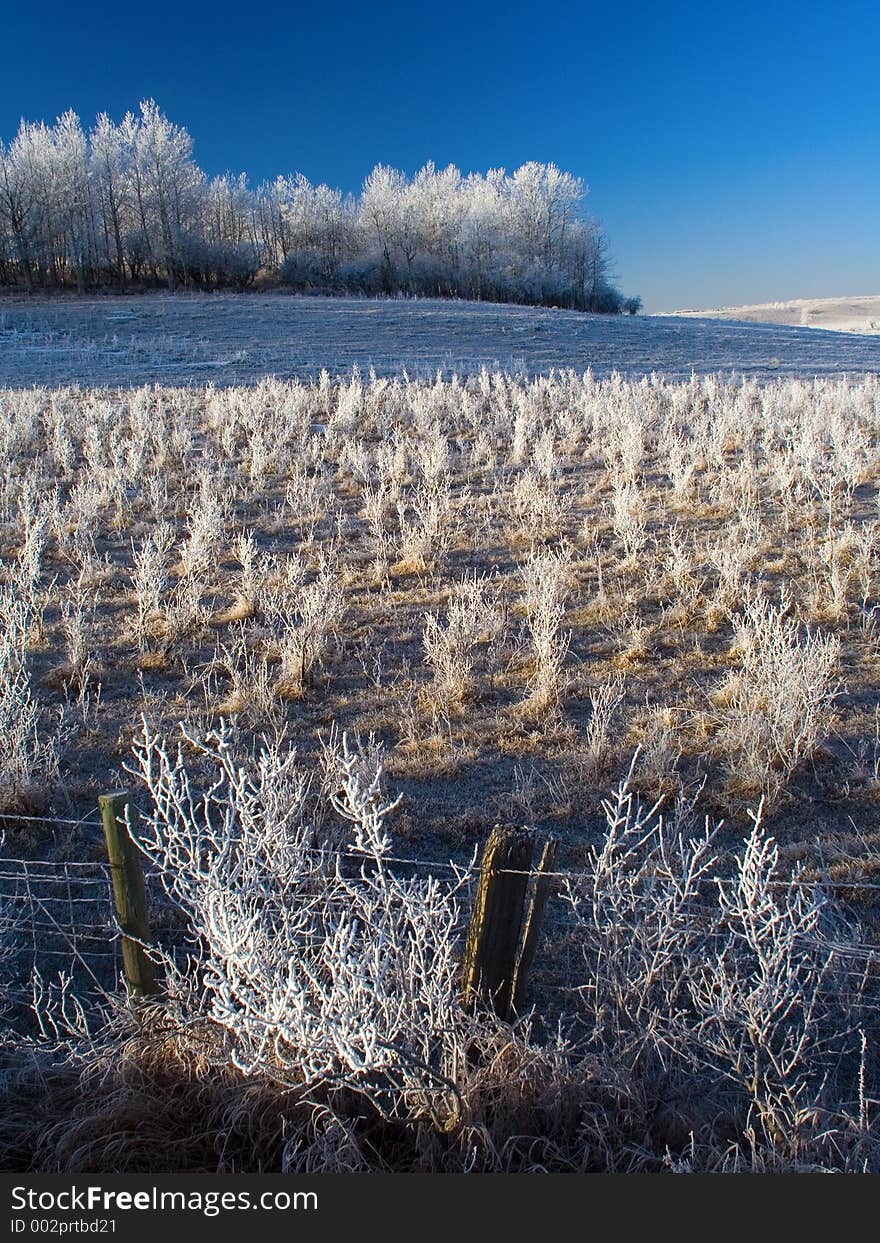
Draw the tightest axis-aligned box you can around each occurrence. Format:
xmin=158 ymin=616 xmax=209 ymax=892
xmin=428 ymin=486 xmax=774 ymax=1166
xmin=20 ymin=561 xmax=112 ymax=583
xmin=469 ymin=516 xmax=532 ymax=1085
xmin=2 ymin=308 xmax=880 ymax=1172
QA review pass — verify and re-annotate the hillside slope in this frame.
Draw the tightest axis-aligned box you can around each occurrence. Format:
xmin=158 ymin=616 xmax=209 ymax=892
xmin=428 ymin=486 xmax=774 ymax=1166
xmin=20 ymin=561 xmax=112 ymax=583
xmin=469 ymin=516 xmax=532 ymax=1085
xmin=1 ymin=294 xmax=879 ymax=387
xmin=667 ymin=295 xmax=880 ymax=335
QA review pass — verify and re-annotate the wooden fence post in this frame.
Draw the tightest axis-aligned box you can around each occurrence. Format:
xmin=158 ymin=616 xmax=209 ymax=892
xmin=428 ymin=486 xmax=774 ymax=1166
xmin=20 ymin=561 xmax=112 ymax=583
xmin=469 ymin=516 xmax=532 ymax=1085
xmin=461 ymin=825 xmax=536 ymax=1019
xmin=99 ymin=790 xmax=159 ymax=999
xmin=511 ymin=835 xmax=558 ymax=1015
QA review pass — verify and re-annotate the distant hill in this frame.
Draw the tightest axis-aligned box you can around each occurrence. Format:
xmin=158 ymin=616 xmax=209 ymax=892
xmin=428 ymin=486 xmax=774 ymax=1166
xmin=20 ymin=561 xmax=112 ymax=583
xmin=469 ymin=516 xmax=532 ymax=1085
xmin=666 ymin=296 xmax=880 ymax=335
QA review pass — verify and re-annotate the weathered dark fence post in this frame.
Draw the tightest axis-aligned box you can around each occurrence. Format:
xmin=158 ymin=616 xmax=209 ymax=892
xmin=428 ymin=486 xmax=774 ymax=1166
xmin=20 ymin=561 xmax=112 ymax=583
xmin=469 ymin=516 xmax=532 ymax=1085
xmin=511 ymin=835 xmax=558 ymax=1014
xmin=99 ymin=790 xmax=158 ymax=998
xmin=461 ymin=825 xmax=538 ymax=1019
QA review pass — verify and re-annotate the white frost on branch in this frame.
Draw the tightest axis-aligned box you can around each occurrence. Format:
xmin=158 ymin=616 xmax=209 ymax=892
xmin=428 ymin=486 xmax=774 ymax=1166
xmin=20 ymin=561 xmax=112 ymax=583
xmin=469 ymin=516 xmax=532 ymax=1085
xmin=124 ymin=718 xmax=466 ymax=1117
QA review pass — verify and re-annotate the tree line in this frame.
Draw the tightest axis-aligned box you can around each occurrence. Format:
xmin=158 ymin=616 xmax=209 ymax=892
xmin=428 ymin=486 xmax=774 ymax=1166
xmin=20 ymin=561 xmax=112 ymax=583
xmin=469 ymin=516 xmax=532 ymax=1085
xmin=0 ymin=100 xmax=639 ymax=312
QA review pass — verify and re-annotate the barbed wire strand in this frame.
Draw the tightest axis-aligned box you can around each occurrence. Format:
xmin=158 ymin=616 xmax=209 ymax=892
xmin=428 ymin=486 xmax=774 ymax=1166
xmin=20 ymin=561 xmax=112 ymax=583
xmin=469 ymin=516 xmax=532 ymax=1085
xmin=0 ymin=811 xmax=101 ymax=828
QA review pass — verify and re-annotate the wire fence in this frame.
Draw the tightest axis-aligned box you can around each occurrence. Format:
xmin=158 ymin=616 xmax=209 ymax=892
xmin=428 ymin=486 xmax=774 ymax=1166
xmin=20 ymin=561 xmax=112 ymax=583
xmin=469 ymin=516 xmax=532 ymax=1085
xmin=4 ymin=808 xmax=880 ymax=890
xmin=0 ymin=853 xmax=192 ymax=1022
xmin=0 ymin=855 xmax=121 ymax=1013
xmin=2 ymin=808 xmax=880 ymax=1032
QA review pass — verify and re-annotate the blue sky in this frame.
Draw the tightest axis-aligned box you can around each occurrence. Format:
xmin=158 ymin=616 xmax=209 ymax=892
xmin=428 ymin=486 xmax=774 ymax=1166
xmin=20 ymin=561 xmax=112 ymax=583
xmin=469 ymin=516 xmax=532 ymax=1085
xmin=2 ymin=0 xmax=877 ymax=310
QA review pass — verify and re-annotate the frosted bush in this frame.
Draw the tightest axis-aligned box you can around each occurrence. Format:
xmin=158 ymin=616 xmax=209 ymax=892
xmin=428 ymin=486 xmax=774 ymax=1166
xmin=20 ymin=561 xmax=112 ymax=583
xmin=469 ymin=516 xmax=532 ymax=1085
xmin=716 ymin=594 xmax=841 ymax=800
xmin=272 ymin=556 xmax=345 ymax=696
xmin=126 ymin=719 xmax=468 ymax=1121
xmin=395 ymin=478 xmax=453 ymax=572
xmin=422 ymin=574 xmax=501 ymax=708
xmin=0 ymin=588 xmax=60 ymax=807
xmin=520 ymin=548 xmax=571 ymax=711
xmin=562 ymin=763 xmax=874 ymax=1161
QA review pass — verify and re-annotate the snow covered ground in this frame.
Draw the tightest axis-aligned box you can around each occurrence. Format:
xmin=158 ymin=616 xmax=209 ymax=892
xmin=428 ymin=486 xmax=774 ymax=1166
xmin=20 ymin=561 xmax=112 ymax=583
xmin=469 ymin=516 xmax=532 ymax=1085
xmin=1 ymin=293 xmax=879 ymax=387
xmin=666 ymin=295 xmax=880 ymax=336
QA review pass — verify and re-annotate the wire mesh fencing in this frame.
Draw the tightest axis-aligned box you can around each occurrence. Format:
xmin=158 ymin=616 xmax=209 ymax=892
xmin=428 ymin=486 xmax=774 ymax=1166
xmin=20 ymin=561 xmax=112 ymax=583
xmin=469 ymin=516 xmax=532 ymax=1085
xmin=2 ymin=808 xmax=880 ymax=1037
xmin=0 ymin=805 xmax=190 ymax=1027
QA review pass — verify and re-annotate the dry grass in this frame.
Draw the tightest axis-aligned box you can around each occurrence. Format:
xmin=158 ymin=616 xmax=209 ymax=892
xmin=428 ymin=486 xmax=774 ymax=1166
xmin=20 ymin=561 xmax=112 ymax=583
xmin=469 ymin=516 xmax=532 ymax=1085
xmin=2 ymin=370 xmax=879 ymax=853
xmin=3 ymin=369 xmax=880 ymax=1172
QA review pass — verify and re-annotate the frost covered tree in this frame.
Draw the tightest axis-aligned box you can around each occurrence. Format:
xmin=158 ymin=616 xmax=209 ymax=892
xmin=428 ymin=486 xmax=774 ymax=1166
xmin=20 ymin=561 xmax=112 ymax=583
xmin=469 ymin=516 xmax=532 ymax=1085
xmin=0 ymin=101 xmax=635 ymax=310
xmin=0 ymin=129 xmax=39 ymax=290
xmin=128 ymin=100 xmax=204 ymax=289
xmin=90 ymin=112 xmax=134 ymax=286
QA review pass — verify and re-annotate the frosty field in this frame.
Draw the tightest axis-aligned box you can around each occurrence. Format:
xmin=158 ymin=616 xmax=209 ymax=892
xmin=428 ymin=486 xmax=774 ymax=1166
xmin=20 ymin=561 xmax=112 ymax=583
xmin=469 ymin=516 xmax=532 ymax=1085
xmin=2 ymin=292 xmax=880 ymax=386
xmin=2 ymin=300 xmax=880 ymax=1174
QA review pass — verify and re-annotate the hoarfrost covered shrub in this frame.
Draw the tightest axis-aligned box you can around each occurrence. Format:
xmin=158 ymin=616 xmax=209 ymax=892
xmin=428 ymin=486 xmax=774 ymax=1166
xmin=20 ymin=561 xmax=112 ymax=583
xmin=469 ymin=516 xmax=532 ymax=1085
xmin=422 ymin=574 xmax=501 ymax=709
xmin=0 ymin=589 xmax=60 ymax=808
xmin=509 ymin=468 xmax=568 ymax=543
xmin=520 ymin=548 xmax=572 ymax=712
xmin=715 ymin=594 xmax=841 ymax=801
xmin=178 ymin=475 xmax=226 ymax=582
xmin=610 ymin=477 xmax=648 ymax=564
xmin=579 ymin=675 xmax=625 ymax=783
xmin=394 ymin=479 xmax=453 ymax=573
xmin=131 ymin=523 xmax=175 ymax=652
xmin=563 ymin=767 xmax=721 ymax=1069
xmin=271 ymin=555 xmax=346 ymax=696
xmin=562 ymin=763 xmax=876 ymax=1164
xmin=126 ymin=720 xmax=468 ymax=1122
xmin=687 ymin=810 xmax=870 ymax=1155
xmin=11 ymin=494 xmax=48 ymax=626
xmin=210 ymin=623 xmax=284 ymax=731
